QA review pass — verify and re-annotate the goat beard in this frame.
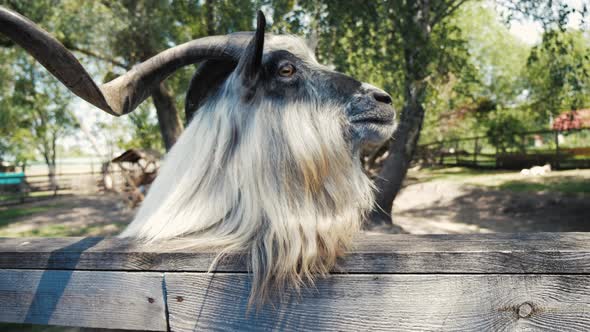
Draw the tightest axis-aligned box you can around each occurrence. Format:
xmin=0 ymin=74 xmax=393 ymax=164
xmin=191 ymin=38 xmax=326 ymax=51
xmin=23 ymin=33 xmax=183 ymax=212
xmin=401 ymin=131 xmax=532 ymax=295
xmin=121 ymin=100 xmax=374 ymax=306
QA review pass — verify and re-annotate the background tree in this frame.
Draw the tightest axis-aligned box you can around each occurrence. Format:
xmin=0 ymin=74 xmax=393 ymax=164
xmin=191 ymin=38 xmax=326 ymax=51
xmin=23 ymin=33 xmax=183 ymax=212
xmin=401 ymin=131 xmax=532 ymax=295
xmin=526 ymin=30 xmax=590 ymax=122
xmin=0 ymin=54 xmax=77 ymax=186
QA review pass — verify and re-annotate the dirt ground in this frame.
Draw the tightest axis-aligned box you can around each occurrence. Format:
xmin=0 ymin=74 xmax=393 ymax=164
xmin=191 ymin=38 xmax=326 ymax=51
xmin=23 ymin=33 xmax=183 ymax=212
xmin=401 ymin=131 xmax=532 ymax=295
xmin=0 ymin=194 xmax=135 ymax=237
xmin=1 ymin=168 xmax=588 ymax=236
xmin=393 ymin=180 xmax=588 ymax=233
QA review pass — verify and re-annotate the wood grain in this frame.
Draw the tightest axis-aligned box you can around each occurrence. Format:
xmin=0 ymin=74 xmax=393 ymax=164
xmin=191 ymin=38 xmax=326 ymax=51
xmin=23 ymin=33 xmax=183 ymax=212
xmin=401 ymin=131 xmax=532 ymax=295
xmin=0 ymin=234 xmax=589 ymax=331
xmin=0 ymin=269 xmax=167 ymax=331
xmin=164 ymin=273 xmax=590 ymax=332
xmin=1 ymin=233 xmax=590 ymax=273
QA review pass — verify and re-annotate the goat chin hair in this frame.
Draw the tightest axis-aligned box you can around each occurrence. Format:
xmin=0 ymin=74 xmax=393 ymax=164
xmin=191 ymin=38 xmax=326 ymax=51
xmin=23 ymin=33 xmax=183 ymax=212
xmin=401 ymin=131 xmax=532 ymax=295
xmin=120 ymin=83 xmax=375 ymax=306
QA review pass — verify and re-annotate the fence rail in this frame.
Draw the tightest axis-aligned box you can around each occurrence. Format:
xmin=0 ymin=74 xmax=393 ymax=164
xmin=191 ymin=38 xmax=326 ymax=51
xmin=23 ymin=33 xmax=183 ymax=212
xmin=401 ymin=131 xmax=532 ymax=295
xmin=0 ymin=233 xmax=589 ymax=331
xmin=418 ymin=127 xmax=590 ymax=169
xmin=0 ymin=171 xmax=105 ymax=206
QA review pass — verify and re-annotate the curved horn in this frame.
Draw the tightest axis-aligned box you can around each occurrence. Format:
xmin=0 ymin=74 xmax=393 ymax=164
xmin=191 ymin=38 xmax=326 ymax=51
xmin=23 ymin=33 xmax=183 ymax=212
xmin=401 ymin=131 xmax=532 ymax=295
xmin=236 ymin=10 xmax=266 ymax=86
xmin=0 ymin=6 xmax=255 ymax=116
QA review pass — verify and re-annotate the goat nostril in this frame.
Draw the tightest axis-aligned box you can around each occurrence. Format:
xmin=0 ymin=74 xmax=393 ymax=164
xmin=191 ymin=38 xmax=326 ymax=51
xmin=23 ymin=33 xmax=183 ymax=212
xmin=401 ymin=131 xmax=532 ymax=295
xmin=372 ymin=91 xmax=392 ymax=105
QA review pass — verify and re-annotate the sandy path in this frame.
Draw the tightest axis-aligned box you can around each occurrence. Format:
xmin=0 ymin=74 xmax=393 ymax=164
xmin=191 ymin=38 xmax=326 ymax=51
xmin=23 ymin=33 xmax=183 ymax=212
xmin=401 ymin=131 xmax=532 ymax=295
xmin=0 ymin=194 xmax=135 ymax=237
xmin=393 ymin=180 xmax=589 ymax=234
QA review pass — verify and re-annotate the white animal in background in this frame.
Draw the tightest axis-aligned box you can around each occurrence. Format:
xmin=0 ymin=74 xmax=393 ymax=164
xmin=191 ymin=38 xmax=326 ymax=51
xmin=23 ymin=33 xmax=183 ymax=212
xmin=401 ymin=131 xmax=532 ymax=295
xmin=520 ymin=164 xmax=552 ymax=176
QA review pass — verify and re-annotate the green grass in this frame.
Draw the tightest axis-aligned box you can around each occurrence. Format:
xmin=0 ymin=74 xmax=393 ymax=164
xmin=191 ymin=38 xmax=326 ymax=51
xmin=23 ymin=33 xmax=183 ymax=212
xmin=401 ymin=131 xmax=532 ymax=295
xmin=498 ymin=178 xmax=590 ymax=194
xmin=0 ymin=192 xmax=57 ymax=202
xmin=0 ymin=193 xmax=23 ymax=201
xmin=0 ymin=204 xmax=63 ymax=227
xmin=411 ymin=166 xmax=511 ymax=182
xmin=2 ymin=221 xmax=127 ymax=237
xmin=412 ymin=167 xmax=590 ymax=195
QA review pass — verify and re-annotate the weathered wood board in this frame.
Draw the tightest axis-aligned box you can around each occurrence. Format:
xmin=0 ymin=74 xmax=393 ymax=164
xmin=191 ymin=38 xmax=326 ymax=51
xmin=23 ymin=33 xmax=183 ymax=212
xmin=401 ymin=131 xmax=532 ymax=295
xmin=0 ymin=233 xmax=589 ymax=331
xmin=164 ymin=273 xmax=590 ymax=332
xmin=1 ymin=232 xmax=590 ymax=273
xmin=0 ymin=269 xmax=167 ymax=331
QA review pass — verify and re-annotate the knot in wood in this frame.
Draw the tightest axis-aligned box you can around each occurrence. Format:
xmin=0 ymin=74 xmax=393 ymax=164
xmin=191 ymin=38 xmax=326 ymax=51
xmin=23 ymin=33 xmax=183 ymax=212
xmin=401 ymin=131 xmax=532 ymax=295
xmin=517 ymin=302 xmax=533 ymax=318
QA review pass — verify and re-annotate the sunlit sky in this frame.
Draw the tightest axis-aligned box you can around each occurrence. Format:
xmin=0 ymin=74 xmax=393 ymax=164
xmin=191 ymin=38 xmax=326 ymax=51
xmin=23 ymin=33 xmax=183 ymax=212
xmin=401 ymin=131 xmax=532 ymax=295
xmin=507 ymin=0 xmax=586 ymax=45
xmin=64 ymin=1 xmax=588 ymax=155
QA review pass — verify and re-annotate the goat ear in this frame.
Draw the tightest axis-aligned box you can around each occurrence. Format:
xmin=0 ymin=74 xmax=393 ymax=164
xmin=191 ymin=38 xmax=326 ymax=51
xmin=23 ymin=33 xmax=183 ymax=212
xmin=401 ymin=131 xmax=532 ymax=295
xmin=185 ymin=59 xmax=237 ymax=123
xmin=235 ymin=10 xmax=266 ymax=94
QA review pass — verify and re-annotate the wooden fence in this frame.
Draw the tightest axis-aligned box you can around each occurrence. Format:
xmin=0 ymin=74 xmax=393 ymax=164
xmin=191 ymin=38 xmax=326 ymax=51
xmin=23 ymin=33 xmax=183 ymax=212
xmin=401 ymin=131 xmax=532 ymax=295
xmin=417 ymin=127 xmax=590 ymax=170
xmin=1 ymin=233 xmax=589 ymax=331
xmin=0 ymin=171 xmax=109 ymax=206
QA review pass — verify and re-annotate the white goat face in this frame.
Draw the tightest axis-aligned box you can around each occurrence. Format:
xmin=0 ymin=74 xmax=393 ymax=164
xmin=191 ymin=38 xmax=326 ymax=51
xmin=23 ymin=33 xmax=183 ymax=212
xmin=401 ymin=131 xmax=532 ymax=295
xmin=186 ymin=33 xmax=397 ymax=153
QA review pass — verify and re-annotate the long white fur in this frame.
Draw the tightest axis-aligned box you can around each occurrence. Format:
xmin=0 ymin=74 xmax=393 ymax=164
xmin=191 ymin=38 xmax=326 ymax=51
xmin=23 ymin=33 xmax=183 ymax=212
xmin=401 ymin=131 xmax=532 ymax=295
xmin=121 ymin=35 xmax=375 ymax=304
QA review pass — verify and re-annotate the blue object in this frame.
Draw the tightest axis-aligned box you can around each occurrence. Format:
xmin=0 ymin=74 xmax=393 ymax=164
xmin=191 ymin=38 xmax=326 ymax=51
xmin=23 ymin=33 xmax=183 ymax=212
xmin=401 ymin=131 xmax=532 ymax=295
xmin=0 ymin=172 xmax=25 ymax=185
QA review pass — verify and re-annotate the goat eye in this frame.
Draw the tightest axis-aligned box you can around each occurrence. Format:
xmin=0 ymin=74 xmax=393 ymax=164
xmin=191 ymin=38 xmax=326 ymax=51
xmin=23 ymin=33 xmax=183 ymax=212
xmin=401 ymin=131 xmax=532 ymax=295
xmin=278 ymin=64 xmax=295 ymax=77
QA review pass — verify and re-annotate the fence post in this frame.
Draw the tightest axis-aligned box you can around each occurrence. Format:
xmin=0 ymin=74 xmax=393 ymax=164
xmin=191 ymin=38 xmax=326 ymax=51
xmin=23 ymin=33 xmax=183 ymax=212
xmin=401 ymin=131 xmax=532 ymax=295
xmin=455 ymin=140 xmax=459 ymax=166
xmin=19 ymin=181 xmax=26 ymax=204
xmin=554 ymin=130 xmax=560 ymax=170
xmin=473 ymin=137 xmax=479 ymax=167
xmin=495 ymin=145 xmax=499 ymax=168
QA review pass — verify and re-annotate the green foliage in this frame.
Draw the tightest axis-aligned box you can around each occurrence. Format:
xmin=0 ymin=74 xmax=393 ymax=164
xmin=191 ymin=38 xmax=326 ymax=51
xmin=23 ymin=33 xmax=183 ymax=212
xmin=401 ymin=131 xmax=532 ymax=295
xmin=484 ymin=109 xmax=529 ymax=152
xmin=455 ymin=3 xmax=530 ymax=104
xmin=421 ymin=3 xmax=533 ymax=144
xmin=81 ymin=0 xmax=258 ymax=150
xmin=122 ymin=105 xmax=164 ymax=151
xmin=525 ymin=29 xmax=590 ymax=120
xmin=0 ymin=46 xmax=77 ymax=168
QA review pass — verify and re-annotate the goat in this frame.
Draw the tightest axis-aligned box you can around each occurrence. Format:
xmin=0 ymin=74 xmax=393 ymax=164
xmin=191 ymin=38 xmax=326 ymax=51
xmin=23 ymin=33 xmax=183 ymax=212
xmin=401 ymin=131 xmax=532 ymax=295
xmin=1 ymin=8 xmax=396 ymax=304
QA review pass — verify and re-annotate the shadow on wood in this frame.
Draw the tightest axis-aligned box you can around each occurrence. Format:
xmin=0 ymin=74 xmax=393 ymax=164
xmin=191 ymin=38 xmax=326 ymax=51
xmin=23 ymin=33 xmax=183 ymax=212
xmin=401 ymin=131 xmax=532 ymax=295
xmin=23 ymin=237 xmax=103 ymax=325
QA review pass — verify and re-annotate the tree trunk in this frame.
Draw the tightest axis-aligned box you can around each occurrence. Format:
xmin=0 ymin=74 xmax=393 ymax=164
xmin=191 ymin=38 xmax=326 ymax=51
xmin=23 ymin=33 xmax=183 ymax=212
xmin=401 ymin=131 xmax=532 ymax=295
xmin=367 ymin=100 xmax=425 ymax=230
xmin=47 ymin=163 xmax=57 ymax=195
xmin=151 ymin=83 xmax=184 ymax=151
xmin=205 ymin=0 xmax=215 ymax=35
xmin=51 ymin=132 xmax=58 ymax=194
xmin=366 ymin=3 xmax=433 ymax=231
xmin=367 ymin=59 xmax=427 ymax=231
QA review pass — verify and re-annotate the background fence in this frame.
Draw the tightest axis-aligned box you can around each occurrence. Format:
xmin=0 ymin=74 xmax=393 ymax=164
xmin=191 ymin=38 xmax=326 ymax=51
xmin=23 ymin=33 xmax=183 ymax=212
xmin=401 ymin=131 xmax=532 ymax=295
xmin=0 ymin=156 xmax=155 ymax=207
xmin=0 ymin=171 xmax=104 ymax=206
xmin=417 ymin=127 xmax=590 ymax=170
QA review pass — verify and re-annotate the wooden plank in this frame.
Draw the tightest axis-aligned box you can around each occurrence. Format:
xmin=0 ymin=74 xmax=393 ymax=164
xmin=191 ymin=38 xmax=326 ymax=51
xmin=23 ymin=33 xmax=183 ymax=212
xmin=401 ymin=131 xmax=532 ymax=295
xmin=165 ymin=273 xmax=590 ymax=332
xmin=0 ymin=270 xmax=167 ymax=331
xmin=1 ymin=233 xmax=590 ymax=273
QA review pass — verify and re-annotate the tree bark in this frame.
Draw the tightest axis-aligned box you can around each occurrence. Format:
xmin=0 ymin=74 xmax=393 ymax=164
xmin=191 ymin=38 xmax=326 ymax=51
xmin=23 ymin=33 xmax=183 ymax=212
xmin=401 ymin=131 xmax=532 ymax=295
xmin=367 ymin=95 xmax=425 ymax=229
xmin=48 ymin=163 xmax=57 ymax=195
xmin=366 ymin=2 xmax=435 ymax=231
xmin=205 ymin=0 xmax=216 ymax=36
xmin=151 ymin=83 xmax=184 ymax=151
xmin=49 ymin=132 xmax=58 ymax=194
